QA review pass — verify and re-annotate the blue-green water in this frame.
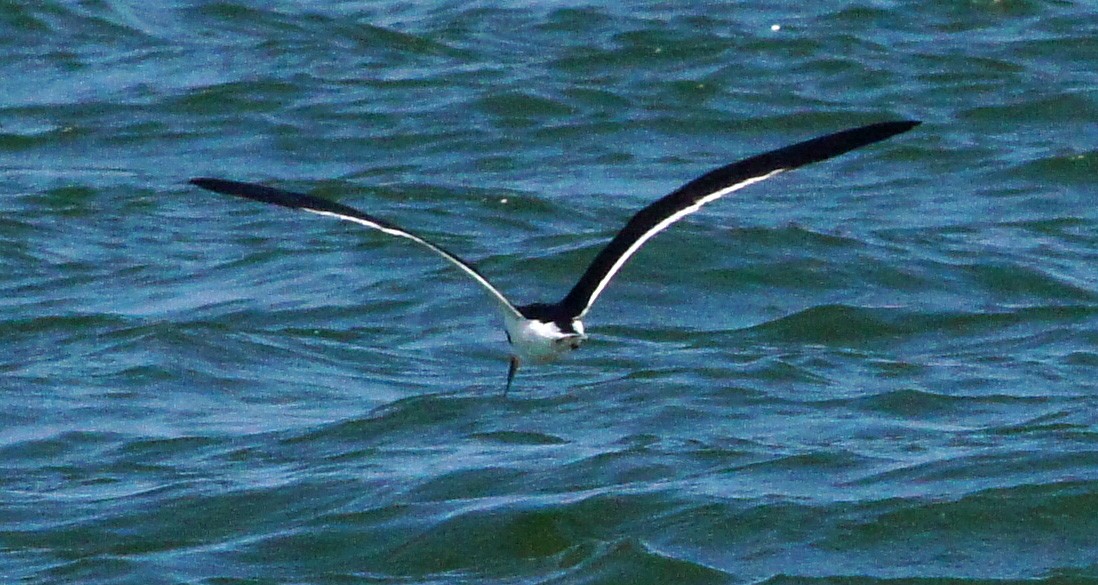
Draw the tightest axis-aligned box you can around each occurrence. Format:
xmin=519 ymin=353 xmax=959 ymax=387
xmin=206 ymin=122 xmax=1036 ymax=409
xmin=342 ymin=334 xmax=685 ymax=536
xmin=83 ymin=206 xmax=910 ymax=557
xmin=3 ymin=1 xmax=1097 ymax=583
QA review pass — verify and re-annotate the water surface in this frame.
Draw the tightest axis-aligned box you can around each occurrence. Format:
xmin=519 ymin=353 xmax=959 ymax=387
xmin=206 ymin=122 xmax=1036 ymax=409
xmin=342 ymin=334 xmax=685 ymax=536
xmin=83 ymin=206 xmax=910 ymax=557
xmin=2 ymin=1 xmax=1097 ymax=583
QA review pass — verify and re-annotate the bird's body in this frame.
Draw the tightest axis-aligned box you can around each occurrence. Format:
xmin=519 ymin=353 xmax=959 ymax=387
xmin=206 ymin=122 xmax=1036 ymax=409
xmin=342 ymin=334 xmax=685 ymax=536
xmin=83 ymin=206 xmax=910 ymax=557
xmin=189 ymin=120 xmax=919 ymax=391
xmin=506 ymin=304 xmax=586 ymax=362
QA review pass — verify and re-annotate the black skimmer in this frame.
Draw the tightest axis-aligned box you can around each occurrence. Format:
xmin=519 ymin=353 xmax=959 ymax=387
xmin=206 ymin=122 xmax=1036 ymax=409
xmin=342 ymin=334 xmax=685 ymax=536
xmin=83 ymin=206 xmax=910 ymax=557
xmin=190 ymin=120 xmax=919 ymax=392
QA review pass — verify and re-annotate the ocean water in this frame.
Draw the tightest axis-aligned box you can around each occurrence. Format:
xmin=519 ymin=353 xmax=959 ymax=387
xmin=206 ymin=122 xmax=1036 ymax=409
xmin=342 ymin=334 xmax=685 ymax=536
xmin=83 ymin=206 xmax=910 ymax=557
xmin=2 ymin=1 xmax=1097 ymax=583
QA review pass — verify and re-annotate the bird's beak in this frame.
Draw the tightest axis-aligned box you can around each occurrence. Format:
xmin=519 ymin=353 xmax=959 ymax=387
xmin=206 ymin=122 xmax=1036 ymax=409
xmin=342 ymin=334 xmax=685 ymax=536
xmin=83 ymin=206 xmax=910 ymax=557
xmin=505 ymin=355 xmax=520 ymax=395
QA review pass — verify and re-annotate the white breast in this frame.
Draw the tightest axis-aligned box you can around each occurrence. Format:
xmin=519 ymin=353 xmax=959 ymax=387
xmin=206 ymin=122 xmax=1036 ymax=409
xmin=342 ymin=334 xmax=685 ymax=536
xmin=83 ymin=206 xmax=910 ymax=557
xmin=504 ymin=315 xmax=586 ymax=363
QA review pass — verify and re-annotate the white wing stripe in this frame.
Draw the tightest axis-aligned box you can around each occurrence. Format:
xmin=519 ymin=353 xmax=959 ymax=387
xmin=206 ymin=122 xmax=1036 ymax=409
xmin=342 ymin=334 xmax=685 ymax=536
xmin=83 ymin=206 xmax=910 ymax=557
xmin=305 ymin=209 xmax=523 ymax=318
xmin=577 ymin=169 xmax=783 ymax=318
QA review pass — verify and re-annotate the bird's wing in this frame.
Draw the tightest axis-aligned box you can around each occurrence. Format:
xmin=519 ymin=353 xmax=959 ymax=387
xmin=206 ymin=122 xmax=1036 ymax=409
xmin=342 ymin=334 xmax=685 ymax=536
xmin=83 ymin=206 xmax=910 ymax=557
xmin=558 ymin=120 xmax=920 ymax=319
xmin=189 ymin=178 xmax=523 ymax=319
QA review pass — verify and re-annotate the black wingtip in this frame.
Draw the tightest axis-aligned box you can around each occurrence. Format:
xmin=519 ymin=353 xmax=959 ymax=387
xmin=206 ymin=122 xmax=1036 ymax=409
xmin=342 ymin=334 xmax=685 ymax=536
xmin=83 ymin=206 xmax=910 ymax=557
xmin=188 ymin=177 xmax=250 ymax=196
xmin=189 ymin=177 xmax=259 ymax=195
xmin=891 ymin=119 xmax=921 ymax=128
xmin=751 ymin=118 xmax=922 ymax=176
xmin=187 ymin=176 xmax=317 ymax=210
xmin=831 ymin=119 xmax=921 ymax=148
xmin=879 ymin=119 xmax=922 ymax=134
xmin=854 ymin=120 xmax=921 ymax=148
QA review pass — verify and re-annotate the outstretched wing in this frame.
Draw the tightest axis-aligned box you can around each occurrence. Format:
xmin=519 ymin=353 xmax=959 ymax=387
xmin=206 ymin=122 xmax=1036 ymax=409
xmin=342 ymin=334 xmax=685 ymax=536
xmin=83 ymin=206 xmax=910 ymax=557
xmin=558 ymin=120 xmax=920 ymax=319
xmin=189 ymin=178 xmax=523 ymax=319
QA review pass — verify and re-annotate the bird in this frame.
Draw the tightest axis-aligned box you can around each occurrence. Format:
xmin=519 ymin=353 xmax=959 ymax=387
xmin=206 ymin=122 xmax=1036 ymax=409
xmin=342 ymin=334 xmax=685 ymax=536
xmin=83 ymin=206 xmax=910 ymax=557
xmin=190 ymin=120 xmax=919 ymax=392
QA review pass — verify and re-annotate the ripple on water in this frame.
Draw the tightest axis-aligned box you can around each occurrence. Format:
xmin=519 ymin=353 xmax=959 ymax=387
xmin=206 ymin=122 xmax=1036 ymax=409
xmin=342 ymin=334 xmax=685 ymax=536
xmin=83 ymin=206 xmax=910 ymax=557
xmin=2 ymin=1 xmax=1097 ymax=583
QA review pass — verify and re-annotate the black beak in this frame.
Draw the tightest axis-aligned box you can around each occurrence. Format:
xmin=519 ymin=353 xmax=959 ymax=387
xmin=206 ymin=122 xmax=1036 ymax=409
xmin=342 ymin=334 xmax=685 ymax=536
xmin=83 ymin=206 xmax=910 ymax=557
xmin=505 ymin=355 xmax=520 ymax=395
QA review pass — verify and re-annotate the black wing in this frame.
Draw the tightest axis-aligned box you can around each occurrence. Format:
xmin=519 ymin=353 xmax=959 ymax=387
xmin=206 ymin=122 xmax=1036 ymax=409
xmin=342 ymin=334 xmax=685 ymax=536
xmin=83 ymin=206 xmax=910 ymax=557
xmin=189 ymin=178 xmax=523 ymax=318
xmin=557 ymin=120 xmax=920 ymax=319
